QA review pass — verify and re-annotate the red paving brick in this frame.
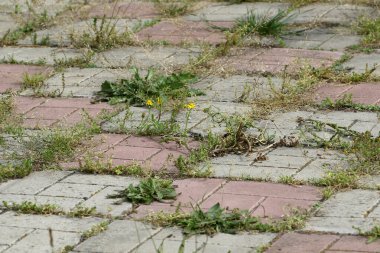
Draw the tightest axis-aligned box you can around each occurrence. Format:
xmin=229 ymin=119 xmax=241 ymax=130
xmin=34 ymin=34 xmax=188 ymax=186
xmin=329 ymin=235 xmax=380 ymax=252
xmin=266 ymin=233 xmax=380 ymax=253
xmin=216 ymin=48 xmax=343 ymax=74
xmin=200 ymin=193 xmax=264 ymax=211
xmin=265 ymin=233 xmax=340 ymax=253
xmin=88 ymin=2 xmax=159 ymax=18
xmin=0 ymin=64 xmax=52 ymax=93
xmin=315 ymin=83 xmax=380 ymax=105
xmin=137 ymin=20 xmax=226 ymax=45
xmin=104 ymin=145 xmax=161 ymax=160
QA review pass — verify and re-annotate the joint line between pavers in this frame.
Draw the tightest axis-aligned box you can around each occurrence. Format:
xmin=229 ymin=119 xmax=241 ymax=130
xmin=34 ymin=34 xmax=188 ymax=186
xmin=196 ymin=180 xmax=228 ymax=205
xmin=364 ymin=198 xmax=380 ymax=218
xmin=127 ymin=224 xmax=163 ymax=253
xmin=21 ymin=99 xmax=47 ymax=115
xmin=3 ymin=226 xmax=36 ymax=250
xmin=295 ymin=157 xmax=317 ymax=174
xmin=34 ymin=171 xmax=76 ymax=195
xmin=249 ymin=196 xmax=267 ymax=213
xmin=324 ymin=234 xmax=342 ymax=252
xmin=76 ymin=185 xmax=108 ymax=207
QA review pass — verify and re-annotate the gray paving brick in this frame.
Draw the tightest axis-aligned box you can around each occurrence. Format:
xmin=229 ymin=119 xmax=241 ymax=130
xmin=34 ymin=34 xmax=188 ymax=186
xmin=0 ymin=171 xmax=73 ymax=195
xmin=0 ymin=226 xmax=33 ymax=245
xmin=4 ymin=229 xmax=80 ymax=253
xmin=304 ymin=217 xmax=378 ymax=234
xmin=81 ymin=186 xmax=133 ymax=217
xmin=0 ymin=212 xmax=103 ymax=232
xmin=358 ymin=175 xmax=380 ymax=190
xmin=38 ymin=182 xmax=104 ymax=199
xmin=350 ymin=121 xmax=378 ymax=133
xmin=61 ymin=173 xmax=139 ymax=187
xmin=74 ymin=220 xmax=161 ymax=253
xmin=343 ymin=52 xmax=380 ymax=75
xmin=252 ymin=155 xmax=311 ymax=169
xmin=316 ymin=190 xmax=380 ymax=218
xmin=294 ymin=159 xmax=346 ymax=181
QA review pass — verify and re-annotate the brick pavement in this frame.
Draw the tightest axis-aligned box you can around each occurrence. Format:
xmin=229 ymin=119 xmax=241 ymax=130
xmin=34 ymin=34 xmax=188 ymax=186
xmin=1 ymin=0 xmax=380 ymax=252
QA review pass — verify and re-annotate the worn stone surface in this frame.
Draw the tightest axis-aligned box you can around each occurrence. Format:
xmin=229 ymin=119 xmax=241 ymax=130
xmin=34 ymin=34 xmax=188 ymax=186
xmin=343 ymin=52 xmax=380 ymax=76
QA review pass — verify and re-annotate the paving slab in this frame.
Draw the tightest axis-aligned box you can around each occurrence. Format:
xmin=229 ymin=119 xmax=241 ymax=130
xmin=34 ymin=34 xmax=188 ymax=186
xmin=18 ymin=18 xmax=147 ymax=47
xmin=87 ymin=1 xmax=160 ymax=19
xmin=304 ymin=189 xmax=380 ymax=234
xmin=286 ymin=3 xmax=378 ymax=26
xmin=93 ymin=46 xmax=200 ymax=68
xmin=283 ymin=27 xmax=360 ymax=51
xmin=136 ymin=20 xmax=226 ymax=45
xmin=73 ymin=220 xmax=161 ymax=253
xmin=0 ymin=13 xmax=18 ymax=37
xmin=343 ymin=52 xmax=380 ymax=76
xmin=185 ymin=2 xmax=289 ymax=22
xmin=216 ymin=48 xmax=343 ymax=75
xmin=0 ymin=47 xmax=83 ymax=65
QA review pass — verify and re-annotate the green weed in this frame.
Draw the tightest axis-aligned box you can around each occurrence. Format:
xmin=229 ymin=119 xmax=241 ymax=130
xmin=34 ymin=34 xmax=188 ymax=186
xmin=67 ymin=206 xmax=97 ymax=218
xmin=107 ymin=177 xmax=177 ymax=204
xmin=320 ymin=94 xmax=380 ymax=112
xmin=2 ymin=201 xmax=63 ymax=215
xmin=357 ymin=16 xmax=380 ymax=48
xmin=154 ymin=0 xmax=191 ymax=17
xmin=81 ymin=221 xmax=110 ymax=241
xmin=0 ymin=160 xmax=33 ymax=183
xmin=22 ymin=73 xmax=46 ymax=92
xmin=235 ymin=10 xmax=288 ymax=37
xmin=96 ymin=67 xmax=201 ymax=105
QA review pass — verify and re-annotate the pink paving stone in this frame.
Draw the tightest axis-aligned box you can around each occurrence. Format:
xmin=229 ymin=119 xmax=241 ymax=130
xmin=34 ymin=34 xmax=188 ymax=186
xmin=216 ymin=48 xmax=343 ymax=74
xmin=132 ymin=204 xmax=194 ymax=219
xmin=23 ymin=106 xmax=78 ymax=120
xmin=137 ymin=21 xmax=226 ymax=45
xmin=13 ymin=96 xmax=46 ymax=114
xmin=59 ymin=108 xmax=110 ymax=126
xmin=88 ymin=2 xmax=159 ymax=19
xmin=0 ymin=64 xmax=52 ymax=92
xmin=341 ymin=83 xmax=380 ymax=105
xmin=22 ymin=118 xmax=57 ymax=129
xmin=265 ymin=233 xmax=340 ymax=253
xmin=120 ymin=136 xmax=163 ymax=149
xmin=40 ymin=98 xmax=113 ymax=110
xmin=104 ymin=145 xmax=161 ymax=160
xmin=314 ymin=84 xmax=353 ymax=102
xmin=218 ymin=181 xmax=322 ymax=200
xmin=91 ymin=134 xmax=129 ymax=152
xmin=329 ymin=235 xmax=380 ymax=252
xmin=148 ymin=149 xmax=184 ymax=171
xmin=251 ymin=197 xmax=317 ymax=218
xmin=200 ymin=193 xmax=264 ymax=211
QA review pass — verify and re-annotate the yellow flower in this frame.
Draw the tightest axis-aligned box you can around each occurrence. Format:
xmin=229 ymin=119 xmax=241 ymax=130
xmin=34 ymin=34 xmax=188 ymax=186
xmin=157 ymin=97 xmax=162 ymax=105
xmin=185 ymin=102 xmax=196 ymax=110
xmin=146 ymin=99 xmax=153 ymax=106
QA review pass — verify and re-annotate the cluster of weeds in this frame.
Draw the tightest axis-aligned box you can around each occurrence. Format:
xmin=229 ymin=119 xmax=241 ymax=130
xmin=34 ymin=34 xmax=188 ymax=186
xmin=16 ymin=122 xmax=100 ymax=170
xmin=96 ymin=67 xmax=201 ymax=106
xmin=145 ymin=203 xmax=307 ymax=236
xmin=22 ymin=73 xmax=47 ymax=92
xmin=70 ymin=16 xmax=133 ymax=51
xmin=80 ymin=221 xmax=110 ymax=241
xmin=107 ymin=177 xmax=177 ymax=205
xmin=234 ymin=10 xmax=288 ymax=37
xmin=153 ymin=0 xmax=191 ymax=17
xmin=53 ymin=50 xmax=96 ymax=70
xmin=0 ymin=95 xmax=20 ymax=133
xmin=312 ymin=170 xmax=359 ymax=191
xmin=78 ymin=156 xmax=151 ymax=177
xmin=320 ymin=94 xmax=380 ymax=112
xmin=2 ymin=200 xmax=97 ymax=217
xmin=2 ymin=201 xmax=63 ymax=215
xmin=0 ymin=55 xmax=46 ymax=66
xmin=357 ymin=16 xmax=380 ymax=48
xmin=1 ymin=5 xmax=53 ymax=45
xmin=357 ymin=225 xmax=380 ymax=243
xmin=0 ymin=160 xmax=33 ymax=183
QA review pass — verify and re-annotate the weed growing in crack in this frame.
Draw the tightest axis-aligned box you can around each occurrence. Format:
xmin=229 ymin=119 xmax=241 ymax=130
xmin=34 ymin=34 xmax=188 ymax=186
xmin=70 ymin=15 xmax=133 ymax=51
xmin=320 ymin=94 xmax=380 ymax=112
xmin=0 ymin=160 xmax=33 ymax=183
xmin=235 ymin=10 xmax=288 ymax=37
xmin=80 ymin=221 xmax=110 ymax=241
xmin=153 ymin=0 xmax=192 ymax=17
xmin=96 ymin=67 xmax=201 ymax=106
xmin=357 ymin=225 xmax=380 ymax=243
xmin=2 ymin=201 xmax=63 ymax=215
xmin=107 ymin=177 xmax=177 ymax=205
xmin=357 ymin=16 xmax=380 ymax=48
xmin=22 ymin=72 xmax=47 ymax=92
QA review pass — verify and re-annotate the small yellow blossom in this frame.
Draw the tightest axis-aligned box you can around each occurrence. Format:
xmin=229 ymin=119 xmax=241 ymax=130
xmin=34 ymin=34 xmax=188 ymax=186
xmin=146 ymin=99 xmax=153 ymax=106
xmin=157 ymin=97 xmax=162 ymax=105
xmin=185 ymin=102 xmax=196 ymax=110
